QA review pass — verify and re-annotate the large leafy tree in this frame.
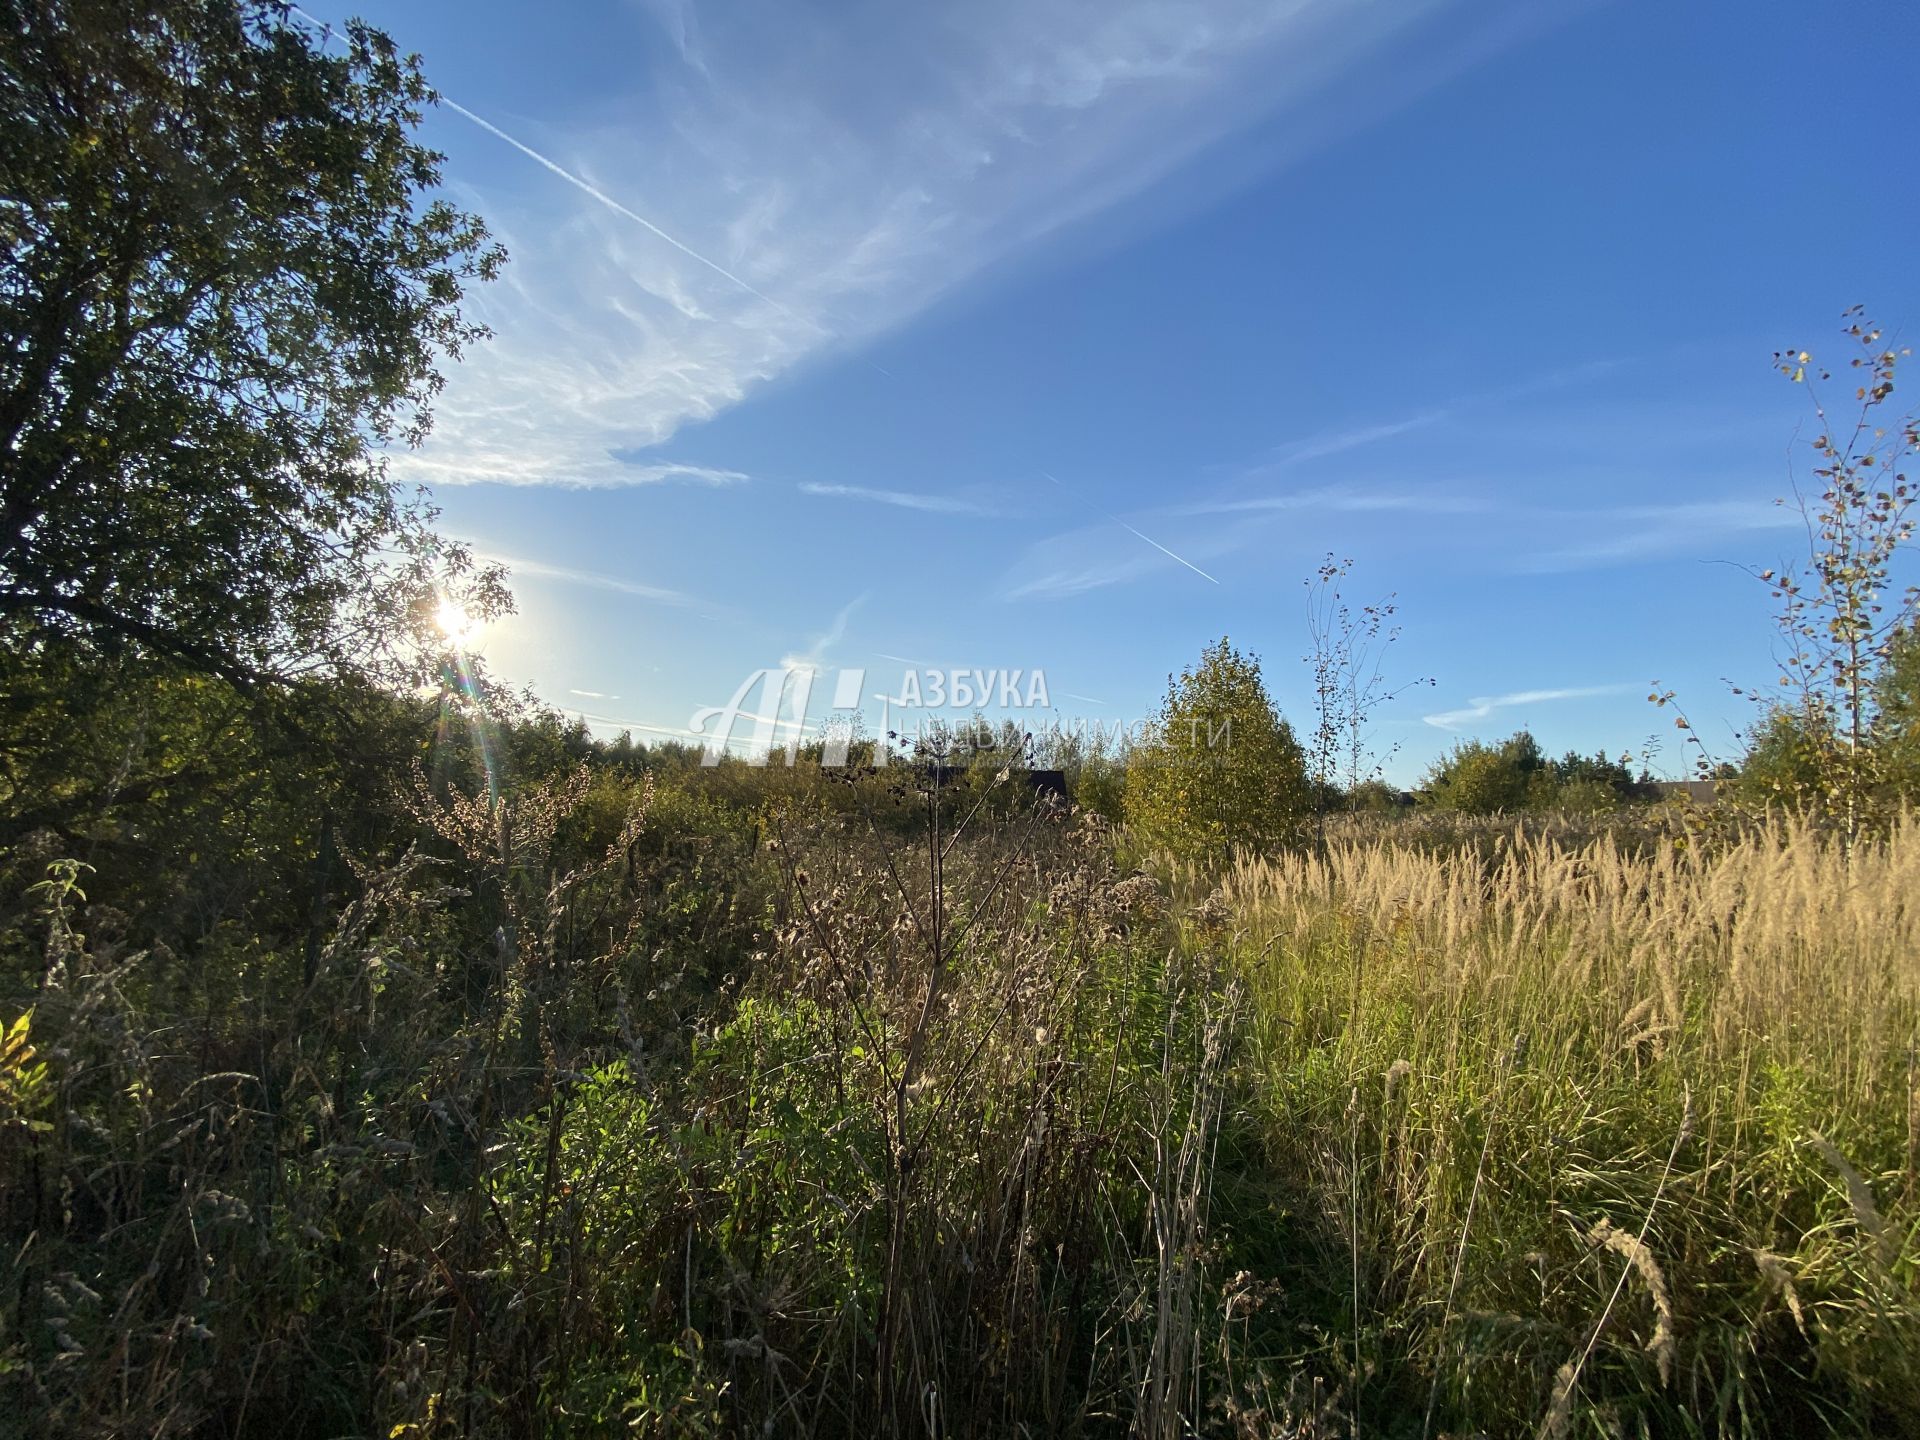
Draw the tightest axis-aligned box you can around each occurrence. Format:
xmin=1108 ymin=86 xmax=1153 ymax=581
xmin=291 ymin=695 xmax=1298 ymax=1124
xmin=0 ymin=0 xmax=505 ymax=684
xmin=1125 ymin=636 xmax=1310 ymax=860
xmin=1421 ymin=730 xmax=1550 ymax=813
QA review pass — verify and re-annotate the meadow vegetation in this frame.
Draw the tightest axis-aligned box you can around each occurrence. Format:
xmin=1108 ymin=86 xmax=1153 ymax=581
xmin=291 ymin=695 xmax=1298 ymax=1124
xmin=3 ymin=6 xmax=1918 ymax=1436
xmin=4 ymin=655 xmax=1919 ymax=1436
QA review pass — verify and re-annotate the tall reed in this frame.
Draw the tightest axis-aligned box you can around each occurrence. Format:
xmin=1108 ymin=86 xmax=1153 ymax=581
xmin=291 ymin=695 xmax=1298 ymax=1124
xmin=1224 ymin=815 xmax=1920 ymax=1436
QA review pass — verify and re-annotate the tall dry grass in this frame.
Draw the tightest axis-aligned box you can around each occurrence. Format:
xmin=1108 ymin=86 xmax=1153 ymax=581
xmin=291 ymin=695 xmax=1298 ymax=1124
xmin=1221 ymin=815 xmax=1920 ymax=1436
xmin=12 ymin=762 xmax=1918 ymax=1436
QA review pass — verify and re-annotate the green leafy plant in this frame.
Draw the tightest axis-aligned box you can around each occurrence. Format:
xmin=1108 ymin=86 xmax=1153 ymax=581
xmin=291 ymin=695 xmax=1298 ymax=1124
xmin=1126 ymin=636 xmax=1312 ymax=863
xmin=0 ymin=1010 xmax=49 ymax=1131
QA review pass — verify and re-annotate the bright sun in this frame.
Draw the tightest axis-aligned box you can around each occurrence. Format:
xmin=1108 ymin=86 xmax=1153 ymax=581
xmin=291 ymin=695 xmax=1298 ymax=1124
xmin=435 ymin=597 xmax=478 ymax=645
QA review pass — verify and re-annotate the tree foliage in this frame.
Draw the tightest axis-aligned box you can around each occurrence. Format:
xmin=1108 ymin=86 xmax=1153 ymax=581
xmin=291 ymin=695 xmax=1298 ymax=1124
xmin=1727 ymin=311 xmax=1918 ymax=835
xmin=0 ymin=0 xmax=507 ymax=683
xmin=1723 ymin=705 xmax=1827 ymax=808
xmin=1421 ymin=730 xmax=1547 ymax=813
xmin=1874 ymin=623 xmax=1920 ymax=800
xmin=1727 ymin=624 xmax=1920 ymax=809
xmin=1422 ymin=731 xmax=1647 ymax=814
xmin=1302 ymin=554 xmax=1429 ymax=837
xmin=1125 ymin=636 xmax=1309 ymax=858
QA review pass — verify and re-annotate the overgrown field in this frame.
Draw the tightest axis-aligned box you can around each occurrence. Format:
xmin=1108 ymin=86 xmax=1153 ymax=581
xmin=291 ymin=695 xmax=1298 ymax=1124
xmin=3 ymin=752 xmax=1914 ymax=1438
xmin=1219 ymin=816 xmax=1920 ymax=1436
xmin=3 ymin=5 xmax=1916 ymax=1431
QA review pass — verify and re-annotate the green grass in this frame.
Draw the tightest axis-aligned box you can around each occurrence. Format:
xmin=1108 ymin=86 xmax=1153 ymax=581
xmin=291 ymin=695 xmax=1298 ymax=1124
xmin=6 ymin=781 xmax=1917 ymax=1436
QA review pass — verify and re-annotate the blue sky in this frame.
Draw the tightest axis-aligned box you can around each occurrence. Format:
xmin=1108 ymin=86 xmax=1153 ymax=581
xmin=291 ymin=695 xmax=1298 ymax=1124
xmin=337 ymin=0 xmax=1917 ymax=782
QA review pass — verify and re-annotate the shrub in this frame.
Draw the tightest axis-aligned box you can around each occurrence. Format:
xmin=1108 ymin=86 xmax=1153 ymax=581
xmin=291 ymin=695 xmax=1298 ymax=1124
xmin=1126 ymin=637 xmax=1311 ymax=862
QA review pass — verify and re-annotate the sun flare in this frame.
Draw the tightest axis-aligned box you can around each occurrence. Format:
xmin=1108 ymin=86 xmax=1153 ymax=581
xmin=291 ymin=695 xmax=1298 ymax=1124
xmin=435 ymin=597 xmax=479 ymax=645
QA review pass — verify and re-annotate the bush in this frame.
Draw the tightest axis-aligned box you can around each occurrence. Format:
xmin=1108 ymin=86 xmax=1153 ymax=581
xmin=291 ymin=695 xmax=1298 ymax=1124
xmin=1126 ymin=637 xmax=1311 ymax=862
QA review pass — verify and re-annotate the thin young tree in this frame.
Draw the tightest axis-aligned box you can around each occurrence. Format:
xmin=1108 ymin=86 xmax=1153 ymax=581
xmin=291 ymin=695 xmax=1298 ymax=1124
xmin=1750 ymin=311 xmax=1917 ymax=839
xmin=1655 ymin=310 xmax=1917 ymax=839
xmin=1303 ymin=555 xmax=1432 ymax=844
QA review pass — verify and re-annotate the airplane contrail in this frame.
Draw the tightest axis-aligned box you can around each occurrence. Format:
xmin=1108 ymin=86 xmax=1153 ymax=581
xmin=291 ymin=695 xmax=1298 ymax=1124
xmin=1041 ymin=473 xmax=1220 ymax=586
xmin=1116 ymin=519 xmax=1219 ymax=584
xmin=436 ymin=98 xmax=821 ymax=331
xmin=289 ymin=6 xmax=814 ymax=331
xmin=295 ymin=8 xmax=1217 ymax=595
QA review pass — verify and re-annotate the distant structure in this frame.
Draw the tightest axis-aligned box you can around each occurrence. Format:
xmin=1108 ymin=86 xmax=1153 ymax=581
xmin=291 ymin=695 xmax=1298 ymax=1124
xmin=1025 ymin=769 xmax=1069 ymax=803
xmin=1651 ymin=779 xmax=1719 ymax=805
xmin=921 ymin=764 xmax=1071 ymax=803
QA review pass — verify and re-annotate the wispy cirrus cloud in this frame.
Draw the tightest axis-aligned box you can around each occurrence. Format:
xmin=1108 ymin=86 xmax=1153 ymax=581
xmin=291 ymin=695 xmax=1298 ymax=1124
xmin=1008 ymin=480 xmax=1803 ymax=602
xmin=1006 ymin=565 xmax=1151 ymax=602
xmin=1245 ymin=360 xmax=1625 ymax=475
xmin=471 ymin=548 xmax=715 ymax=612
xmin=781 ymin=595 xmax=866 ymax=674
xmin=1004 ymin=475 xmax=1482 ymax=599
xmin=1003 ymin=523 xmax=1230 ymax=600
xmin=1522 ymin=499 xmax=1799 ymax=571
xmin=1423 ymin=683 xmax=1634 ymax=731
xmin=1265 ymin=411 xmax=1453 ymax=468
xmin=798 ymin=482 xmax=996 ymax=515
xmin=567 ymin=708 xmax=764 ymax=742
xmin=1006 ymin=360 xmax=1640 ymax=599
xmin=377 ymin=0 xmax=1550 ymax=488
xmin=1175 ymin=483 xmax=1492 ymax=517
xmin=398 ymin=449 xmax=749 ymax=490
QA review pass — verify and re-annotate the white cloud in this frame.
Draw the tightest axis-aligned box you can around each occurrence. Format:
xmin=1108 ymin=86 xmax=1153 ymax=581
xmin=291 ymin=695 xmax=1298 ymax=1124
xmin=471 ymin=548 xmax=713 ymax=611
xmin=568 ymin=709 xmax=730 ymax=740
xmin=397 ymin=447 xmax=748 ymax=490
xmin=1423 ymin=684 xmax=1633 ymax=731
xmin=1236 ymin=361 xmax=1623 ymax=479
xmin=1177 ymin=484 xmax=1491 ymax=517
xmin=1268 ymin=411 xmax=1453 ymax=467
xmin=781 ymin=594 xmax=866 ymax=674
xmin=1523 ymin=499 xmax=1799 ymax=571
xmin=1003 ymin=470 xmax=1259 ymax=598
xmin=393 ymin=0 xmax=1525 ymax=486
xmin=1006 ymin=566 xmax=1147 ymax=601
xmin=799 ymin=482 xmax=995 ymax=515
xmin=1005 ymin=548 xmax=1198 ymax=600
